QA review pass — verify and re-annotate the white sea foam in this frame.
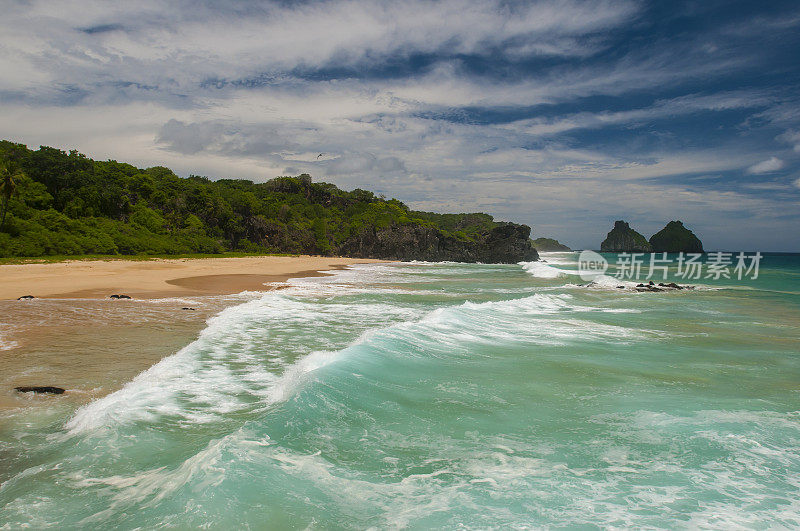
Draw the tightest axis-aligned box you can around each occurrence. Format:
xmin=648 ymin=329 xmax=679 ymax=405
xmin=0 ymin=325 xmax=19 ymax=351
xmin=342 ymin=292 xmax=652 ymax=360
xmin=519 ymin=260 xmax=575 ymax=279
xmin=584 ymin=274 xmax=640 ymax=289
xmin=65 ymin=277 xmax=652 ymax=434
xmin=536 ymin=251 xmax=579 ymax=266
xmin=65 ymin=266 xmax=426 ymax=433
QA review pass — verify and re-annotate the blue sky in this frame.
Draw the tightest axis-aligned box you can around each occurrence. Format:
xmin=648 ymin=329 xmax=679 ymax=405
xmin=1 ymin=0 xmax=799 ymax=250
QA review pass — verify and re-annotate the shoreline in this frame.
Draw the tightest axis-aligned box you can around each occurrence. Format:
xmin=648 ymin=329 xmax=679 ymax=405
xmin=0 ymin=256 xmax=386 ymax=411
xmin=0 ymin=255 xmax=386 ymax=300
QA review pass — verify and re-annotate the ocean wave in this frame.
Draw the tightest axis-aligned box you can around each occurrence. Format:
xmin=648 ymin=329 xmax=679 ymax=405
xmin=519 ymin=261 xmax=575 ymax=279
xmin=76 ymin=407 xmax=799 ymax=529
xmin=582 ymin=274 xmax=640 ymax=290
xmin=65 ymin=288 xmax=422 ymax=433
xmin=65 ymin=283 xmax=651 ymax=434
xmin=536 ymin=251 xmax=579 ymax=265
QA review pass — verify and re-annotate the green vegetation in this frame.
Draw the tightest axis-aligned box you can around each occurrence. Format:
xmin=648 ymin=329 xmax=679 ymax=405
xmin=600 ymin=220 xmax=652 ymax=252
xmin=409 ymin=212 xmax=497 ymax=242
xmin=532 ymin=237 xmax=570 ymax=252
xmin=649 ymin=220 xmax=704 ymax=253
xmin=0 ymin=141 xmax=504 ymax=259
xmin=0 ymin=251 xmax=302 ymax=265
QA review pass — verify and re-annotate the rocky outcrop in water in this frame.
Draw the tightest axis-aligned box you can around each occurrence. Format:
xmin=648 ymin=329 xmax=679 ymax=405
xmin=337 ymin=222 xmax=539 ymax=263
xmin=587 ymin=280 xmax=695 ymax=291
xmin=633 ymin=281 xmax=695 ymax=292
xmin=600 ymin=220 xmax=652 ymax=252
xmin=649 ymin=221 xmax=704 ymax=253
xmin=532 ymin=237 xmax=571 ymax=252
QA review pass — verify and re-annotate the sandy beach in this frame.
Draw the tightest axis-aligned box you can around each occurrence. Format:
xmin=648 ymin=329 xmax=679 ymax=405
xmin=0 ymin=255 xmax=386 ymax=411
xmin=0 ymin=255 xmax=384 ymax=300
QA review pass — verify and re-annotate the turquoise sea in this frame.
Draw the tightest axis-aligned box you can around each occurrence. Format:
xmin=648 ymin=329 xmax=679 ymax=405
xmin=1 ymin=253 xmax=799 ymax=528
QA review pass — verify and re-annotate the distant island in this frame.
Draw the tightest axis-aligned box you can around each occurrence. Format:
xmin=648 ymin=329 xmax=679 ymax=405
xmin=600 ymin=220 xmax=704 ymax=253
xmin=649 ymin=221 xmax=704 ymax=253
xmin=600 ymin=221 xmax=653 ymax=252
xmin=0 ymin=141 xmax=537 ymax=263
xmin=532 ymin=237 xmax=571 ymax=252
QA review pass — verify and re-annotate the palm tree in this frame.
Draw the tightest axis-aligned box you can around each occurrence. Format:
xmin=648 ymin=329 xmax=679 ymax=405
xmin=0 ymin=164 xmax=19 ymax=228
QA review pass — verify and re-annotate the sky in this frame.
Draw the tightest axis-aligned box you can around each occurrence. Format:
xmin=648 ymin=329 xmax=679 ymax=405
xmin=1 ymin=0 xmax=799 ymax=251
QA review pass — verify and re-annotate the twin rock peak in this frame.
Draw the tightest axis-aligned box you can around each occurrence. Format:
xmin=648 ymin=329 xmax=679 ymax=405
xmin=600 ymin=220 xmax=704 ymax=253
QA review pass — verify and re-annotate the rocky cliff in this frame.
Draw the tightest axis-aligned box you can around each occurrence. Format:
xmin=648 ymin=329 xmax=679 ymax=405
xmin=649 ymin=221 xmax=704 ymax=253
xmin=337 ymin=222 xmax=539 ymax=263
xmin=600 ymin=220 xmax=652 ymax=252
xmin=532 ymin=237 xmax=571 ymax=252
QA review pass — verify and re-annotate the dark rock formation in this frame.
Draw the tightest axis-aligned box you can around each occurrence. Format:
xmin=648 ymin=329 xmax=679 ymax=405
xmin=636 ymin=286 xmax=663 ymax=292
xmin=649 ymin=221 xmax=704 ymax=253
xmin=17 ymin=295 xmax=35 ymax=300
xmin=110 ymin=294 xmax=132 ymax=299
xmin=532 ymin=237 xmax=571 ymax=252
xmin=611 ymin=281 xmax=693 ymax=292
xmin=182 ymin=307 xmax=196 ymax=310
xmin=600 ymin=221 xmax=652 ymax=252
xmin=15 ymin=386 xmax=65 ymax=394
xmin=336 ymin=222 xmax=539 ymax=263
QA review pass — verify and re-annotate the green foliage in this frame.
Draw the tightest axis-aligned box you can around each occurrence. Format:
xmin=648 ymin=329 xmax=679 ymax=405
xmin=532 ymin=237 xmax=571 ymax=252
xmin=0 ymin=140 xmax=500 ymax=258
xmin=649 ymin=221 xmax=704 ymax=253
xmin=410 ymin=212 xmax=495 ymax=241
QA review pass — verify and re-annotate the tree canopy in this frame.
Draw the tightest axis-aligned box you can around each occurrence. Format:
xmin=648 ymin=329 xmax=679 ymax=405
xmin=0 ymin=141 xmax=503 ymax=258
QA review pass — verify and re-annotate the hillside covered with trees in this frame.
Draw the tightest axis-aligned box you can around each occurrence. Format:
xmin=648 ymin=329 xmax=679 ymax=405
xmin=0 ymin=141 xmax=537 ymax=262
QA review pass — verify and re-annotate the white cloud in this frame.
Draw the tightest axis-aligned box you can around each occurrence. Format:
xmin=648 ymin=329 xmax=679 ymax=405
xmin=0 ymin=0 xmax=638 ymax=97
xmin=1 ymin=0 xmax=799 ymax=251
xmin=747 ymin=157 xmax=784 ymax=174
xmin=777 ymin=130 xmax=800 ymax=152
xmin=504 ymin=90 xmax=773 ymax=137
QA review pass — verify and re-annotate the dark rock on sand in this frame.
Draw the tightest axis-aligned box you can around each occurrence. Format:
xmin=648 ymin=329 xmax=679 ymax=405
xmin=600 ymin=221 xmax=652 ymax=252
xmin=649 ymin=221 xmax=704 ymax=253
xmin=14 ymin=386 xmax=65 ymax=394
xmin=182 ymin=307 xmax=196 ymax=310
xmin=110 ymin=294 xmax=132 ymax=299
xmin=17 ymin=295 xmax=35 ymax=300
